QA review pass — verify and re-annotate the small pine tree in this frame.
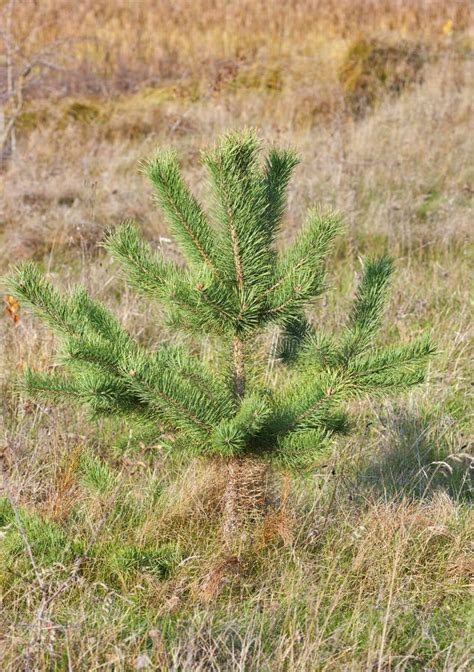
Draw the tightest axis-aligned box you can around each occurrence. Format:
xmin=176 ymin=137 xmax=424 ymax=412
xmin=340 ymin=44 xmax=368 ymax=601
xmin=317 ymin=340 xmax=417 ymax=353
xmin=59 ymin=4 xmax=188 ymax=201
xmin=8 ymin=131 xmax=433 ymax=544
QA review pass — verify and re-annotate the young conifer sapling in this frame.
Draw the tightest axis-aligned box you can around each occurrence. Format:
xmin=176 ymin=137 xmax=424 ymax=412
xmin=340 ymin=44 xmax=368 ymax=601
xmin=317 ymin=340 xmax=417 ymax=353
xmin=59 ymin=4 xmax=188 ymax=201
xmin=8 ymin=131 xmax=434 ymax=545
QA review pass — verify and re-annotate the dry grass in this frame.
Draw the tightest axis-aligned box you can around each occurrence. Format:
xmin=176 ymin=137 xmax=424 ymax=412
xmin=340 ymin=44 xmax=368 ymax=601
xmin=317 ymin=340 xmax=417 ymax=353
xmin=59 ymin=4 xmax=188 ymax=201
xmin=2 ymin=0 xmax=470 ymax=96
xmin=0 ymin=1 xmax=473 ymax=670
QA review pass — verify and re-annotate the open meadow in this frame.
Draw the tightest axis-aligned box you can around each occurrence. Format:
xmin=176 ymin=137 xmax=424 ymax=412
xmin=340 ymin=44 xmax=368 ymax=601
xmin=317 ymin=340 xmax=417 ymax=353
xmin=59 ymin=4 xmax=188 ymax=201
xmin=0 ymin=1 xmax=473 ymax=670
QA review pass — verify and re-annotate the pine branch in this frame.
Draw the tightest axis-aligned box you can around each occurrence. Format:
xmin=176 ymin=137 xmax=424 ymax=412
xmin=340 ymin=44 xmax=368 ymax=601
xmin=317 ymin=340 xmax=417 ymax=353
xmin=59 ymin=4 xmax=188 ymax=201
xmin=340 ymin=255 xmax=394 ymax=360
xmin=103 ymin=221 xmax=179 ymax=299
xmin=152 ymin=345 xmax=235 ymax=417
xmin=210 ymin=393 xmax=272 ymax=456
xmin=62 ymin=336 xmax=126 ymax=376
xmin=128 ymin=372 xmax=212 ymax=436
xmin=347 ymin=335 xmax=434 ymax=394
xmin=7 ymin=263 xmax=81 ymax=337
xmin=261 ymin=147 xmax=299 ymax=242
xmin=265 ymin=209 xmax=342 ymax=321
xmin=66 ymin=336 xmax=231 ymax=437
xmin=274 ymin=315 xmax=313 ymax=364
xmin=145 ymin=151 xmax=219 ymax=273
xmin=274 ymin=428 xmax=332 ymax=471
xmin=105 ymin=223 xmax=236 ymax=335
xmin=67 ymin=287 xmax=131 ymax=347
xmin=293 ymin=331 xmax=340 ymax=370
xmin=271 ymin=406 xmax=350 ymax=471
xmin=117 ymin=347 xmax=229 ymax=437
xmin=203 ymin=131 xmax=270 ymax=294
xmin=292 ymin=379 xmax=348 ymax=429
xmin=232 ymin=336 xmax=245 ymax=398
xmin=273 ymin=370 xmax=350 ymax=437
xmin=20 ymin=368 xmax=144 ymax=417
xmin=166 ymin=271 xmax=252 ymax=336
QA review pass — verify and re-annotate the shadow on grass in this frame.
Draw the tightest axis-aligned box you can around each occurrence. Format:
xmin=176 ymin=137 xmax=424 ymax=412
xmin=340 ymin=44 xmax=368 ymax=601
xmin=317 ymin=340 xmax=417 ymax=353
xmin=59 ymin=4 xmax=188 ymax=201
xmin=354 ymin=409 xmax=473 ymax=502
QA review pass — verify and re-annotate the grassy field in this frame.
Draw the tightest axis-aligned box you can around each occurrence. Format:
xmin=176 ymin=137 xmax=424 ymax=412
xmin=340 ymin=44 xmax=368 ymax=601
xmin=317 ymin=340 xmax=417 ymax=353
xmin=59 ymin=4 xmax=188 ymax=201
xmin=0 ymin=1 xmax=473 ymax=670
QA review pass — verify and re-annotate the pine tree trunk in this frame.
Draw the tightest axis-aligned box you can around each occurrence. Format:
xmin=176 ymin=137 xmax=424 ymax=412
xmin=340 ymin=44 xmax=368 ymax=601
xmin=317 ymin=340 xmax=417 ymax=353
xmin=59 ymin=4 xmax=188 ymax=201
xmin=221 ymin=456 xmax=269 ymax=548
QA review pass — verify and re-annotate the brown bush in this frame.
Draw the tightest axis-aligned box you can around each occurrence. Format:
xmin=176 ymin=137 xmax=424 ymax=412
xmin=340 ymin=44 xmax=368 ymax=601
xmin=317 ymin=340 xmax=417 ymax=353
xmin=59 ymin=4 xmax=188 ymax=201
xmin=339 ymin=37 xmax=427 ymax=116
